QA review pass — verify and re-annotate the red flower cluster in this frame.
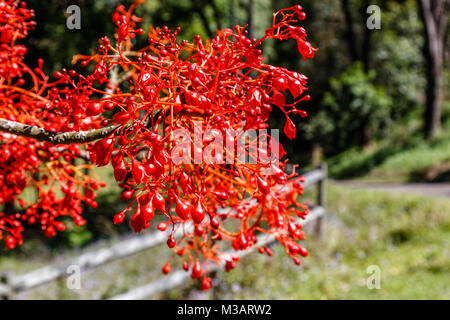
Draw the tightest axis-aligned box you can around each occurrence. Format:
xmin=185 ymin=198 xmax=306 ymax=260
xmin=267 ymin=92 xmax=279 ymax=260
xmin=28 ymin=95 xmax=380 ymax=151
xmin=0 ymin=0 xmax=317 ymax=288
xmin=0 ymin=0 xmax=104 ymax=249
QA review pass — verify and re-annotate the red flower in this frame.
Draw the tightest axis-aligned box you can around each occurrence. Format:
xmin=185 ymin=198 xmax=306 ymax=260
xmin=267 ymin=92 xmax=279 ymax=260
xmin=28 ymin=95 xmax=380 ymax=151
xmin=130 ymin=209 xmax=145 ymax=233
xmin=284 ymin=116 xmax=297 ymax=140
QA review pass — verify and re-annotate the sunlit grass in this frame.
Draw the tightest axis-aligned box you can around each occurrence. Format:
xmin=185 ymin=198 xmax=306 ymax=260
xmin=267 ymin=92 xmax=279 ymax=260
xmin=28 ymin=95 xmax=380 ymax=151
xmin=328 ymin=132 xmax=450 ymax=182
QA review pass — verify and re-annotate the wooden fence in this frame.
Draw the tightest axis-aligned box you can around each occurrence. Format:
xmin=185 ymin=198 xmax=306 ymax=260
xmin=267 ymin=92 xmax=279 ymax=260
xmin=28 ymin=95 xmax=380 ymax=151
xmin=0 ymin=163 xmax=328 ymax=300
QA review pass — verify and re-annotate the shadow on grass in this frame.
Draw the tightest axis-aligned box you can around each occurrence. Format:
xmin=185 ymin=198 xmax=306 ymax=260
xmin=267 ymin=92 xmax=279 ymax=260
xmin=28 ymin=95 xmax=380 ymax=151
xmin=328 ymin=143 xmax=408 ymax=179
xmin=328 ymin=133 xmax=450 ymax=181
xmin=409 ymin=164 xmax=450 ymax=183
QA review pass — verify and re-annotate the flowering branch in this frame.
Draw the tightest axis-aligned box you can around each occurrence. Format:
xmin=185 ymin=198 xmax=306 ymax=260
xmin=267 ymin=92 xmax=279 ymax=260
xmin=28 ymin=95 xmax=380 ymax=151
xmin=0 ymin=1 xmax=317 ymax=291
xmin=0 ymin=118 xmax=119 ymax=144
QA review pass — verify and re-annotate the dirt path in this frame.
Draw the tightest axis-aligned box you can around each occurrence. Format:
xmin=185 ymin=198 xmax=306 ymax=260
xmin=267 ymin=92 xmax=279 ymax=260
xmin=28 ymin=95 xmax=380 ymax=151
xmin=335 ymin=181 xmax=450 ymax=198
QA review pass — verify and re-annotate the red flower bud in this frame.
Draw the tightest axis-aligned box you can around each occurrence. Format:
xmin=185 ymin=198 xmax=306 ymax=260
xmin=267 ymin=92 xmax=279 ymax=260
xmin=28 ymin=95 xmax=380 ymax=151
xmin=174 ymin=196 xmax=191 ymax=220
xmin=130 ymin=209 xmax=145 ymax=233
xmin=191 ymin=259 xmax=202 ymax=279
xmin=162 ymin=262 xmax=171 ymax=274
xmin=201 ymin=277 xmax=212 ymax=291
xmin=167 ymin=235 xmax=176 ymax=248
xmin=152 ymin=192 xmax=166 ymax=213
xmin=256 ymin=176 xmax=270 ymax=194
xmin=53 ymin=221 xmax=66 ymax=232
xmin=113 ymin=213 xmax=125 ymax=225
xmin=191 ymin=198 xmax=205 ymax=224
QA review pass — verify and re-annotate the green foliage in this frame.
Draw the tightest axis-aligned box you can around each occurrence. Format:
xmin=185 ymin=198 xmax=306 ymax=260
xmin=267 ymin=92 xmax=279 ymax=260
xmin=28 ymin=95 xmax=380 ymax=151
xmin=372 ymin=0 xmax=425 ymax=119
xmin=314 ymin=62 xmax=392 ymax=148
xmin=25 ymin=0 xmax=121 ymax=73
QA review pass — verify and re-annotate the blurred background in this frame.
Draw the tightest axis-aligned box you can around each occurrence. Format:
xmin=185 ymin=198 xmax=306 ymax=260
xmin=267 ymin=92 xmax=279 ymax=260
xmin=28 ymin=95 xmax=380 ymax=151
xmin=1 ymin=0 xmax=448 ymax=299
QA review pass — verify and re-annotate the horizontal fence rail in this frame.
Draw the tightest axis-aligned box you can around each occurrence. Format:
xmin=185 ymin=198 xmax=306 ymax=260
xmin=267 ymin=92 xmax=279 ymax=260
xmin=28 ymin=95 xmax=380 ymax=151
xmin=0 ymin=163 xmax=328 ymax=300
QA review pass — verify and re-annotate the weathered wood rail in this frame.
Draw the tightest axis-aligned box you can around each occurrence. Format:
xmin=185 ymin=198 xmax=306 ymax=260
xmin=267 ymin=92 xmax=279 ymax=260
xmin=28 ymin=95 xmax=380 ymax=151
xmin=0 ymin=163 xmax=328 ymax=300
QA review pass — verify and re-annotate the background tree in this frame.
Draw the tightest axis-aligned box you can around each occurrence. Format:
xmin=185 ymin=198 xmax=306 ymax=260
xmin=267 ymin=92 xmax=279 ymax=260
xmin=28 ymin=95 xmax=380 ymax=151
xmin=418 ymin=0 xmax=448 ymax=138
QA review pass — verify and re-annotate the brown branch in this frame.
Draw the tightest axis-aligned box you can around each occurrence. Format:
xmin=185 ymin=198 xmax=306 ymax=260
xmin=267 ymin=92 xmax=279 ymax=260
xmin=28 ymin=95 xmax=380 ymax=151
xmin=0 ymin=118 xmax=119 ymax=144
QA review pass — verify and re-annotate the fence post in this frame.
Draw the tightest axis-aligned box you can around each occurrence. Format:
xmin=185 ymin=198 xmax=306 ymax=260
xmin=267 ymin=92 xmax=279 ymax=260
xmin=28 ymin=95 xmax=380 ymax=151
xmin=314 ymin=162 xmax=327 ymax=237
xmin=0 ymin=271 xmax=13 ymax=300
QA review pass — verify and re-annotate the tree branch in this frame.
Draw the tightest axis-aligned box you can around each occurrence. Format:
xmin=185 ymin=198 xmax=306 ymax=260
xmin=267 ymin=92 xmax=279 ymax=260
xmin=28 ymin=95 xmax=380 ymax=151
xmin=0 ymin=118 xmax=118 ymax=144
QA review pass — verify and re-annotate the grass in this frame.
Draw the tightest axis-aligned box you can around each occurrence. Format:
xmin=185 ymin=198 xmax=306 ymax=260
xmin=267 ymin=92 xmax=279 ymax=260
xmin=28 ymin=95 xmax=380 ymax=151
xmin=1 ymin=184 xmax=448 ymax=299
xmin=327 ymin=131 xmax=450 ymax=182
